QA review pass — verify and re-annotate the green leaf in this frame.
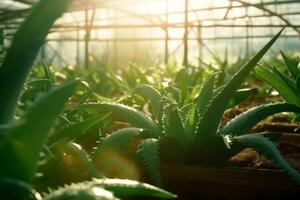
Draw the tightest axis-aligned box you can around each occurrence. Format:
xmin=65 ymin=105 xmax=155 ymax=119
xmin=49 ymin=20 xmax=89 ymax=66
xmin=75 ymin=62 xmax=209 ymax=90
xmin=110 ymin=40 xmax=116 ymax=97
xmin=195 ymin=74 xmax=216 ymax=118
xmin=135 ymin=84 xmax=162 ymax=120
xmin=166 ymin=85 xmax=180 ymax=103
xmin=281 ymin=51 xmax=300 ymax=79
xmin=138 ymin=138 xmax=162 ymax=187
xmin=178 ymin=103 xmax=196 ymax=140
xmin=0 ymin=81 xmax=78 ymax=183
xmin=232 ymin=134 xmax=300 ymax=185
xmin=227 ymin=88 xmax=254 ymax=109
xmin=43 ymin=183 xmax=119 ymax=200
xmin=48 ymin=114 xmax=110 ymax=145
xmin=194 ymin=28 xmax=283 ymax=141
xmin=175 ymin=68 xmax=190 ymax=104
xmin=93 ymin=127 xmax=144 ymax=157
xmin=255 ymin=66 xmax=300 ymax=106
xmin=80 ymin=103 xmax=160 ymax=137
xmin=0 ymin=0 xmax=73 ymax=124
xmin=43 ymin=178 xmax=176 ymax=200
xmin=94 ymin=178 xmax=177 ymax=198
xmin=107 ymin=70 xmax=130 ymax=92
xmin=272 ymin=66 xmax=297 ymax=91
xmin=164 ymin=107 xmax=186 ymax=148
xmin=220 ymin=103 xmax=300 ymax=136
xmin=296 ymin=75 xmax=300 ymax=91
xmin=161 ymin=96 xmax=174 ymax=136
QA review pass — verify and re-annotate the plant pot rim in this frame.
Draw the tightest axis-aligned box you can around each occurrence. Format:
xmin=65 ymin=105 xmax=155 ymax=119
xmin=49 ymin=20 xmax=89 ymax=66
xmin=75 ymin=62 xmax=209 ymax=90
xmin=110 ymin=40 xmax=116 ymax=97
xmin=160 ymin=132 xmax=300 ymax=189
xmin=160 ymin=162 xmax=299 ymax=189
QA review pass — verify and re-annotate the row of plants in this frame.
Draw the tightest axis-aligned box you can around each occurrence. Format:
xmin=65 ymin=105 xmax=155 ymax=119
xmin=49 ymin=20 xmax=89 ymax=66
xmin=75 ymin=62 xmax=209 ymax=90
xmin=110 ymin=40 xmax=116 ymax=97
xmin=0 ymin=0 xmax=176 ymax=199
xmin=0 ymin=0 xmax=299 ymax=199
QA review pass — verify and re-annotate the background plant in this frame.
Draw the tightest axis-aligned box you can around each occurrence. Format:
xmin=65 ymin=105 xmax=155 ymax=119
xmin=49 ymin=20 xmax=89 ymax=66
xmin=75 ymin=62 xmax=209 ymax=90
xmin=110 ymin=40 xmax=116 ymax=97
xmin=0 ymin=0 xmax=177 ymax=199
xmin=255 ymin=51 xmax=300 ymax=107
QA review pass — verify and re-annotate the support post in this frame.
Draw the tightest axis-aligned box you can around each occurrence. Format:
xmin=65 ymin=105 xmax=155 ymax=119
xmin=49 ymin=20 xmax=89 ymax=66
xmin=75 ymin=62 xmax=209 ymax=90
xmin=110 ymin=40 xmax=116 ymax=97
xmin=197 ymin=22 xmax=203 ymax=66
xmin=164 ymin=0 xmax=169 ymax=65
xmin=76 ymin=20 xmax=80 ymax=66
xmin=183 ymin=0 xmax=189 ymax=66
xmin=84 ymin=2 xmax=89 ymax=69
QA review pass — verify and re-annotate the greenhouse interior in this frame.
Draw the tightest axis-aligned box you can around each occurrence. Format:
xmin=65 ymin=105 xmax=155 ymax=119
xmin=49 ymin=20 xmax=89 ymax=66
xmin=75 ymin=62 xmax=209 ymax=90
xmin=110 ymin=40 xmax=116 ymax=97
xmin=0 ymin=0 xmax=300 ymax=200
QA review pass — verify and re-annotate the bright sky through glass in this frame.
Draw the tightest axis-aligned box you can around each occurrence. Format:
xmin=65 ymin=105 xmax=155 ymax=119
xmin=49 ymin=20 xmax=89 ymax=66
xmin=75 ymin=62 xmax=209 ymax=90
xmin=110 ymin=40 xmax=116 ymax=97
xmin=0 ymin=0 xmax=292 ymax=66
xmin=50 ymin=1 xmax=244 ymax=64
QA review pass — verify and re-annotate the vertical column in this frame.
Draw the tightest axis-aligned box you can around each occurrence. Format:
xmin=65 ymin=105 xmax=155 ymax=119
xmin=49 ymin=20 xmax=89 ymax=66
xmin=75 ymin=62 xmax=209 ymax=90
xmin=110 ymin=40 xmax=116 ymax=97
xmin=245 ymin=7 xmax=249 ymax=57
xmin=84 ymin=1 xmax=89 ymax=69
xmin=197 ymin=22 xmax=203 ymax=66
xmin=113 ymin=11 xmax=118 ymax=68
xmin=246 ymin=20 xmax=250 ymax=57
xmin=76 ymin=19 xmax=80 ymax=66
xmin=183 ymin=0 xmax=189 ymax=66
xmin=164 ymin=0 xmax=169 ymax=65
xmin=106 ymin=9 xmax=110 ymax=63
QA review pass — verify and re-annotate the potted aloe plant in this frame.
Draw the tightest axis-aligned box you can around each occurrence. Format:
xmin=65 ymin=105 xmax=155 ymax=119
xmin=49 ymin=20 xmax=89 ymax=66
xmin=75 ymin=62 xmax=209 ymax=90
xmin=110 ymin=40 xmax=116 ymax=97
xmin=85 ymin=29 xmax=300 ymax=199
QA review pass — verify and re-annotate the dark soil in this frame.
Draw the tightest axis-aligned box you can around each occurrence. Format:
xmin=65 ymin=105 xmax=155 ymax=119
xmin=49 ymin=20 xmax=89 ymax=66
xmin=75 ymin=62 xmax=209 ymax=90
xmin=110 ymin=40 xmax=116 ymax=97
xmin=222 ymin=98 xmax=300 ymax=170
xmin=228 ymin=147 xmax=300 ymax=171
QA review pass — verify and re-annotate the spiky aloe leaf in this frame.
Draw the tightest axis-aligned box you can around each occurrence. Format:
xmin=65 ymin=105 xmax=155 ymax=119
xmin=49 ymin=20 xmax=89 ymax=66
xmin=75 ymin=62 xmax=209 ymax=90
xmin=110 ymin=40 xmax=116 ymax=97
xmin=43 ymin=178 xmax=176 ymax=200
xmin=92 ymin=128 xmax=141 ymax=179
xmin=164 ymin=107 xmax=186 ymax=148
xmin=161 ymin=96 xmax=173 ymax=137
xmin=175 ymin=67 xmax=191 ymax=104
xmin=138 ymin=138 xmax=162 ymax=187
xmin=38 ymin=142 xmax=101 ymax=189
xmin=272 ymin=66 xmax=298 ymax=92
xmin=232 ymin=134 xmax=300 ymax=185
xmin=48 ymin=114 xmax=110 ymax=145
xmin=188 ymin=74 xmax=216 ymax=142
xmin=0 ymin=81 xmax=77 ymax=183
xmin=178 ymin=103 xmax=196 ymax=141
xmin=93 ymin=128 xmax=144 ymax=158
xmin=194 ymin=74 xmax=216 ymax=117
xmin=81 ymin=103 xmax=160 ymax=137
xmin=255 ymin=67 xmax=300 ymax=106
xmin=0 ymin=0 xmax=73 ymax=124
xmin=160 ymin=97 xmax=186 ymax=147
xmin=43 ymin=183 xmax=119 ymax=200
xmin=220 ymin=103 xmax=300 ymax=136
xmin=135 ymin=84 xmax=162 ymax=120
xmin=195 ymin=29 xmax=283 ymax=140
xmin=281 ymin=51 xmax=300 ymax=79
xmin=93 ymin=178 xmax=177 ymax=198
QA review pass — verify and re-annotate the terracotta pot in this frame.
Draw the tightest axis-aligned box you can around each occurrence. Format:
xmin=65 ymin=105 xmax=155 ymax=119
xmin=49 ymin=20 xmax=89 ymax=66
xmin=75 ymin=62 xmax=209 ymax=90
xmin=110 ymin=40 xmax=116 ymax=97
xmin=159 ymin=133 xmax=300 ymax=200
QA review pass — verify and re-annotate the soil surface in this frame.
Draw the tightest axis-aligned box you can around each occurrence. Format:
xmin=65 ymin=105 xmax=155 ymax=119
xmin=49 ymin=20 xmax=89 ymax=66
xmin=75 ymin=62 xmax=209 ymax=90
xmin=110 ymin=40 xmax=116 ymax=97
xmin=222 ymin=97 xmax=300 ymax=170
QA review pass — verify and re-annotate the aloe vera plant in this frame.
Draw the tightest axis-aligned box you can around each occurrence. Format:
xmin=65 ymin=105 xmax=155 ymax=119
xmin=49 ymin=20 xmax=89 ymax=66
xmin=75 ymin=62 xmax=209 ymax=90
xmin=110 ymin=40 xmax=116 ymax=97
xmin=0 ymin=82 xmax=176 ymax=199
xmin=90 ymin=29 xmax=300 ymax=186
xmin=0 ymin=0 xmax=72 ymax=124
xmin=0 ymin=0 xmax=177 ymax=199
xmin=0 ymin=81 xmax=78 ymax=199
